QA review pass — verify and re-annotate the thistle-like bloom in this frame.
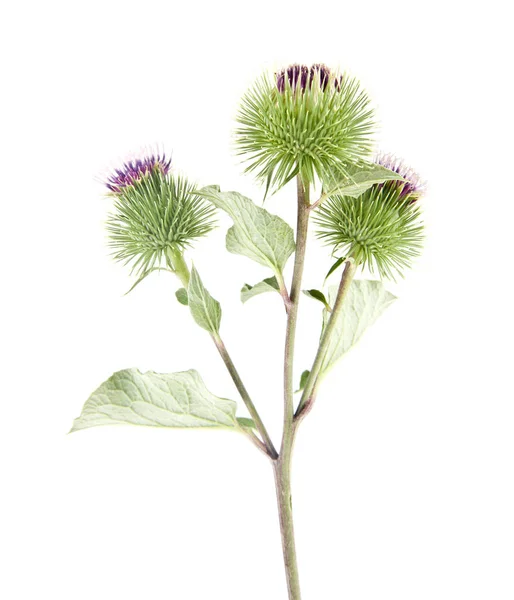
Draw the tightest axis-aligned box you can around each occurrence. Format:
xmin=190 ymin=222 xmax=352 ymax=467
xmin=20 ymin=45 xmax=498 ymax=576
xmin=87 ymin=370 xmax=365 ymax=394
xmin=106 ymin=158 xmax=216 ymax=276
xmin=236 ymin=64 xmax=375 ymax=193
xmin=106 ymin=153 xmax=171 ymax=193
xmin=315 ymin=158 xmax=424 ymax=280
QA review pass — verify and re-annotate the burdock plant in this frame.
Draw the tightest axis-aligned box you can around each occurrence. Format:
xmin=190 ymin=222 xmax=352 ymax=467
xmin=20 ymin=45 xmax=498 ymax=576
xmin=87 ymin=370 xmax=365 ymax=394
xmin=71 ymin=64 xmax=425 ymax=599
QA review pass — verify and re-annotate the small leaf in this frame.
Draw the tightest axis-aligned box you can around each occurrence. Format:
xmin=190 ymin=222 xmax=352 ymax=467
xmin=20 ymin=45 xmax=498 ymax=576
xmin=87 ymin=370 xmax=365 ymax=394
xmin=70 ymin=369 xmax=238 ymax=432
xmin=303 ymin=289 xmax=331 ymax=311
xmin=321 ymin=280 xmax=396 ymax=374
xmin=241 ymin=276 xmax=280 ymax=303
xmin=324 ymin=256 xmax=346 ymax=282
xmin=124 ymin=267 xmax=172 ymax=295
xmin=197 ymin=188 xmax=295 ymax=276
xmin=322 ymin=162 xmax=404 ymax=199
xmin=237 ymin=417 xmax=256 ymax=430
xmin=175 ymin=288 xmax=189 ymax=305
xmin=295 ymin=370 xmax=310 ymax=393
xmin=188 ymin=266 xmax=222 ymax=334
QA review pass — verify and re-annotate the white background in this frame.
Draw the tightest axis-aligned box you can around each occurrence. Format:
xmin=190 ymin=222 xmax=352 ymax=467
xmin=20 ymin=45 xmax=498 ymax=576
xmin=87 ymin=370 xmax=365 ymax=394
xmin=1 ymin=1 xmax=513 ymax=598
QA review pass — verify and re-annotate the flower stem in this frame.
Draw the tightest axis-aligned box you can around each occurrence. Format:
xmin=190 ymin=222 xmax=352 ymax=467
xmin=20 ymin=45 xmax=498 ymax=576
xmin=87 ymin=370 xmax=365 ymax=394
xmin=295 ymin=259 xmax=357 ymax=419
xmin=276 ymin=175 xmax=310 ymax=599
xmin=166 ymin=246 xmax=191 ymax=288
xmin=283 ymin=176 xmax=310 ymax=447
xmin=167 ymin=248 xmax=278 ymax=459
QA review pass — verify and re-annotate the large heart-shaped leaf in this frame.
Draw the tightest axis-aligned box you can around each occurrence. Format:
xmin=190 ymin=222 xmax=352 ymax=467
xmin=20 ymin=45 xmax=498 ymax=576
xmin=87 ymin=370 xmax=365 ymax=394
xmin=321 ymin=280 xmax=396 ymax=374
xmin=70 ymin=369 xmax=238 ymax=432
xmin=198 ymin=187 xmax=295 ymax=275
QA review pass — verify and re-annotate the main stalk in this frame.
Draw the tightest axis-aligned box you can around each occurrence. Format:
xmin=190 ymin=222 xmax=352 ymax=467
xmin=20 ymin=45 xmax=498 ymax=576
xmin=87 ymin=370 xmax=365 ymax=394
xmin=275 ymin=176 xmax=310 ymax=599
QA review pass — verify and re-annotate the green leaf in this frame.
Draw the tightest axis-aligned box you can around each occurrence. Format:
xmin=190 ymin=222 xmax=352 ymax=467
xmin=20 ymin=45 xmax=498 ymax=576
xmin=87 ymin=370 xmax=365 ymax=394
xmin=237 ymin=417 xmax=256 ymax=429
xmin=241 ymin=276 xmax=280 ymax=303
xmin=322 ymin=162 xmax=404 ymax=199
xmin=175 ymin=288 xmax=189 ymax=305
xmin=295 ymin=370 xmax=310 ymax=393
xmin=201 ymin=184 xmax=221 ymax=194
xmin=70 ymin=369 xmax=238 ymax=432
xmin=188 ymin=266 xmax=222 ymax=334
xmin=197 ymin=188 xmax=295 ymax=275
xmin=303 ymin=289 xmax=331 ymax=311
xmin=321 ymin=280 xmax=396 ymax=374
xmin=324 ymin=256 xmax=346 ymax=282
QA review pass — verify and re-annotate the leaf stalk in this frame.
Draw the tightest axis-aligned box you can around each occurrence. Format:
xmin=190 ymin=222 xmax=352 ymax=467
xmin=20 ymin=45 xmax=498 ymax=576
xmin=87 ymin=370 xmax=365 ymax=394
xmin=212 ymin=334 xmax=278 ymax=459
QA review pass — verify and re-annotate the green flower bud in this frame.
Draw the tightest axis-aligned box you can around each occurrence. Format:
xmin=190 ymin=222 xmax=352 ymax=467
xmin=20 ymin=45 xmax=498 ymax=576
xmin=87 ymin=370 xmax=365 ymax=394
xmin=314 ymin=158 xmax=424 ymax=280
xmin=106 ymin=158 xmax=216 ymax=276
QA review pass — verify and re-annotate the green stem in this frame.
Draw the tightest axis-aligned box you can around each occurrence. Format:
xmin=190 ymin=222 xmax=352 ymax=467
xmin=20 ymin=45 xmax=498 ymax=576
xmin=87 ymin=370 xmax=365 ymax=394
xmin=242 ymin=426 xmax=270 ymax=456
xmin=296 ymin=259 xmax=357 ymax=418
xmin=276 ymin=271 xmax=292 ymax=311
xmin=276 ymin=176 xmax=310 ymax=600
xmin=308 ymin=191 xmax=328 ymax=213
xmin=273 ymin=456 xmax=301 ymax=599
xmin=277 ymin=260 xmax=357 ymax=599
xmin=167 ymin=246 xmax=191 ymax=287
xmin=168 ymin=246 xmax=277 ymax=459
xmin=282 ymin=177 xmax=310 ymax=448
xmin=213 ymin=335 xmax=278 ymax=459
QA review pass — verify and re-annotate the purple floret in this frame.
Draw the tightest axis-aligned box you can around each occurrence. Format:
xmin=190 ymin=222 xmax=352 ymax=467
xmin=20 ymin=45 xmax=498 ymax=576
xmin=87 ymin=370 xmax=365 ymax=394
xmin=106 ymin=154 xmax=171 ymax=192
xmin=276 ymin=63 xmax=338 ymax=93
xmin=375 ymin=153 xmax=424 ymax=199
xmin=311 ymin=64 xmax=332 ymax=90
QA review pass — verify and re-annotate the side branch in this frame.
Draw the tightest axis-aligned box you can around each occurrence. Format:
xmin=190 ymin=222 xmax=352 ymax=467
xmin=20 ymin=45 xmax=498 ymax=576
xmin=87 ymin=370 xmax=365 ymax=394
xmin=244 ymin=427 xmax=272 ymax=457
xmin=295 ymin=259 xmax=357 ymax=418
xmin=167 ymin=251 xmax=278 ymax=459
xmin=308 ymin=192 xmax=328 ymax=212
xmin=213 ymin=335 xmax=278 ymax=459
xmin=276 ymin=271 xmax=292 ymax=312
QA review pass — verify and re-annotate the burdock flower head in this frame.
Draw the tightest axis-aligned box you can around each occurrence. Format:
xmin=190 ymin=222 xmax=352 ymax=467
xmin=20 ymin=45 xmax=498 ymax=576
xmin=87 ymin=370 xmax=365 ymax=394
xmin=236 ymin=63 xmax=375 ymax=193
xmin=105 ymin=152 xmax=216 ymax=278
xmin=315 ymin=155 xmax=424 ymax=280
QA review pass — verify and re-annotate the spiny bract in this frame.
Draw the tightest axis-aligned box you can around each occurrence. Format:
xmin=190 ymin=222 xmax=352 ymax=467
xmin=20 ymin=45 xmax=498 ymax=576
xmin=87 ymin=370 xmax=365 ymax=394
xmin=315 ymin=158 xmax=424 ymax=280
xmin=106 ymin=163 xmax=216 ymax=275
xmin=235 ymin=64 xmax=375 ymax=193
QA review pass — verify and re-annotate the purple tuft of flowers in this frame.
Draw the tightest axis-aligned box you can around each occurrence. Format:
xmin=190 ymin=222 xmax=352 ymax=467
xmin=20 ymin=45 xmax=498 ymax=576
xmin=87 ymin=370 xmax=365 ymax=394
xmin=375 ymin=153 xmax=425 ymax=199
xmin=276 ymin=63 xmax=337 ymax=93
xmin=106 ymin=154 xmax=171 ymax=192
